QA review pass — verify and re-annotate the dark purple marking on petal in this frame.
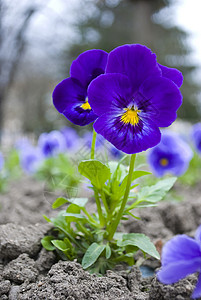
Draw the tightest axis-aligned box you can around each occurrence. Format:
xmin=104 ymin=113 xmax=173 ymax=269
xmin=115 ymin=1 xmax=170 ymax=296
xmin=93 ymin=112 xmax=161 ymax=154
xmin=63 ymin=105 xmax=98 ymax=126
xmin=70 ymin=49 xmax=108 ymax=88
xmin=158 ymin=63 xmax=183 ymax=87
xmin=88 ymin=73 xmax=133 ymax=116
xmin=138 ymin=76 xmax=182 ymax=127
xmin=106 ymin=44 xmax=161 ymax=94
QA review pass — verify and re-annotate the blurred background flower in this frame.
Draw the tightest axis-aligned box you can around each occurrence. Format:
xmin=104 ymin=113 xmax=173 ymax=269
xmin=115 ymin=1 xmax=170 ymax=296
xmin=192 ymin=123 xmax=201 ymax=154
xmin=147 ymin=131 xmax=193 ymax=177
xmin=38 ymin=130 xmax=66 ymax=157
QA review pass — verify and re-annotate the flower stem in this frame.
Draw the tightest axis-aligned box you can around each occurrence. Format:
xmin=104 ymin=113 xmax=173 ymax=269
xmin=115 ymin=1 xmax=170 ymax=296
xmin=91 ymin=129 xmax=97 ymax=159
xmin=94 ymin=189 xmax=105 ymax=227
xmin=107 ymin=153 xmax=136 ymax=240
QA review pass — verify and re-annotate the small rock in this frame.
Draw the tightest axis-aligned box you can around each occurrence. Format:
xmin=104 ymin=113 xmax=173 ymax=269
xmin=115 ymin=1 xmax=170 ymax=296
xmin=0 ymin=223 xmax=51 ymax=260
xmin=0 ymin=280 xmax=11 ymax=296
xmin=3 ymin=253 xmax=38 ymax=284
xmin=8 ymin=286 xmax=20 ymax=300
xmin=35 ymin=248 xmax=56 ymax=273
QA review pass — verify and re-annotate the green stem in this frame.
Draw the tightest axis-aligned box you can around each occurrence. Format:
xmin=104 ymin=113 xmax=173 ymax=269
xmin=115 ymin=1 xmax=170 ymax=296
xmin=94 ymin=189 xmax=105 ymax=227
xmin=100 ymin=190 xmax=110 ymax=216
xmin=107 ymin=154 xmax=136 ymax=240
xmin=91 ymin=129 xmax=97 ymax=159
xmin=82 ymin=207 xmax=99 ymax=226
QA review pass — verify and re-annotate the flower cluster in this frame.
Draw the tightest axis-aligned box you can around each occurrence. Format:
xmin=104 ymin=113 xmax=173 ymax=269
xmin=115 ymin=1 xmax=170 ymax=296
xmin=157 ymin=224 xmax=201 ymax=299
xmin=53 ymin=44 xmax=183 ymax=154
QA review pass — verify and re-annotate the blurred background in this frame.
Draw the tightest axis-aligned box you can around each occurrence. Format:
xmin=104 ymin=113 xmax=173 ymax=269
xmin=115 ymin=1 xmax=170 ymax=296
xmin=1 ymin=0 xmax=201 ymax=146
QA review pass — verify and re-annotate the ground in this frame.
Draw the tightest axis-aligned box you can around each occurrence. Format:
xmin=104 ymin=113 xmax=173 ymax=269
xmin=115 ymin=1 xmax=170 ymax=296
xmin=0 ymin=176 xmax=200 ymax=299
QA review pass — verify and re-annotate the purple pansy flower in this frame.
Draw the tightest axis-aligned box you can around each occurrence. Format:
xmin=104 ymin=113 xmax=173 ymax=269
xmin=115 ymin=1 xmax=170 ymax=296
xmin=88 ymin=44 xmax=183 ymax=154
xmin=38 ymin=130 xmax=66 ymax=157
xmin=147 ymin=131 xmax=193 ymax=177
xmin=20 ymin=146 xmax=44 ymax=174
xmin=192 ymin=123 xmax=201 ymax=154
xmin=53 ymin=49 xmax=108 ymax=126
xmin=157 ymin=224 xmax=201 ymax=299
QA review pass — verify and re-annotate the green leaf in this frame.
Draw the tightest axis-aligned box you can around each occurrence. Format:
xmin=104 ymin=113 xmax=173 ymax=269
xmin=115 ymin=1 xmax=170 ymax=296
xmin=105 ymin=244 xmax=111 ymax=259
xmin=52 ymin=197 xmax=68 ymax=209
xmin=78 ymin=160 xmax=110 ymax=189
xmin=43 ymin=214 xmax=51 ymax=223
xmin=68 ymin=198 xmax=88 ymax=207
xmin=62 ymin=212 xmax=86 ymax=219
xmin=52 ymin=240 xmax=68 ymax=251
xmin=41 ymin=236 xmax=55 ymax=251
xmin=82 ymin=243 xmax=106 ymax=269
xmin=138 ymin=177 xmax=177 ymax=203
xmin=117 ymin=233 xmax=160 ymax=259
xmin=52 ymin=197 xmax=88 ymax=209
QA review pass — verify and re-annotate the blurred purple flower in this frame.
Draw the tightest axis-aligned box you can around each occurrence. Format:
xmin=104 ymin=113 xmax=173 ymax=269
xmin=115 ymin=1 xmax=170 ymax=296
xmin=53 ymin=49 xmax=108 ymax=126
xmin=15 ymin=137 xmax=33 ymax=151
xmin=147 ymin=131 xmax=193 ymax=177
xmin=157 ymin=224 xmax=201 ymax=299
xmin=88 ymin=44 xmax=183 ymax=154
xmin=20 ymin=146 xmax=44 ymax=174
xmin=38 ymin=130 xmax=66 ymax=157
xmin=60 ymin=127 xmax=80 ymax=150
xmin=82 ymin=131 xmax=105 ymax=149
xmin=0 ymin=152 xmax=4 ymax=171
xmin=109 ymin=144 xmax=123 ymax=159
xmin=192 ymin=123 xmax=201 ymax=154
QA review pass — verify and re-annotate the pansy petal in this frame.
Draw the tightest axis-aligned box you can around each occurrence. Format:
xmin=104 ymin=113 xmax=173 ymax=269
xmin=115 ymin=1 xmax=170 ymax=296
xmin=192 ymin=272 xmax=201 ymax=299
xmin=70 ymin=49 xmax=108 ymax=88
xmin=195 ymin=225 xmax=201 ymax=244
xmin=88 ymin=73 xmax=133 ymax=116
xmin=93 ymin=113 xmax=161 ymax=154
xmin=53 ymin=77 xmax=86 ymax=113
xmin=158 ymin=63 xmax=183 ymax=87
xmin=157 ymin=258 xmax=201 ymax=284
xmin=161 ymin=235 xmax=201 ymax=267
xmin=139 ymin=76 xmax=182 ymax=127
xmin=53 ymin=77 xmax=97 ymax=126
xmin=106 ymin=44 xmax=161 ymax=93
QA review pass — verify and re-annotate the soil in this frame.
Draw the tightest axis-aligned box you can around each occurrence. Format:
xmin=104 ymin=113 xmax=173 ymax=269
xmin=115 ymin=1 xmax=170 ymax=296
xmin=0 ymin=176 xmax=201 ymax=299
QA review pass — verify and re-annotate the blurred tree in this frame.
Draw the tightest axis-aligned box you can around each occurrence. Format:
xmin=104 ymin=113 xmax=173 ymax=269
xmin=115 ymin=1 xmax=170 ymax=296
xmin=61 ymin=0 xmax=201 ymax=122
xmin=0 ymin=0 xmax=38 ymax=140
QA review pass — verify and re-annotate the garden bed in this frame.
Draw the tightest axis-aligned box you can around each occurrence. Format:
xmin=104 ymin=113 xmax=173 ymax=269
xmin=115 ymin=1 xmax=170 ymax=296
xmin=0 ymin=176 xmax=201 ymax=299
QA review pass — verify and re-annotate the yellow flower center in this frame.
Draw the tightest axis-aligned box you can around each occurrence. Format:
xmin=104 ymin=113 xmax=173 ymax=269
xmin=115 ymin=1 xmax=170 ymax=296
xmin=80 ymin=97 xmax=91 ymax=110
xmin=121 ymin=107 xmax=140 ymax=126
xmin=160 ymin=158 xmax=169 ymax=166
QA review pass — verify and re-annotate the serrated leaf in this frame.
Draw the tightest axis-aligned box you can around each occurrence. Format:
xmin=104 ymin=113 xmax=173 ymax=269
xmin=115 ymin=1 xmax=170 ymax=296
xmin=138 ymin=177 xmax=177 ymax=203
xmin=117 ymin=233 xmax=160 ymax=259
xmin=41 ymin=236 xmax=55 ymax=251
xmin=82 ymin=242 xmax=106 ymax=269
xmin=78 ymin=160 xmax=110 ymax=189
xmin=52 ymin=197 xmax=68 ymax=209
